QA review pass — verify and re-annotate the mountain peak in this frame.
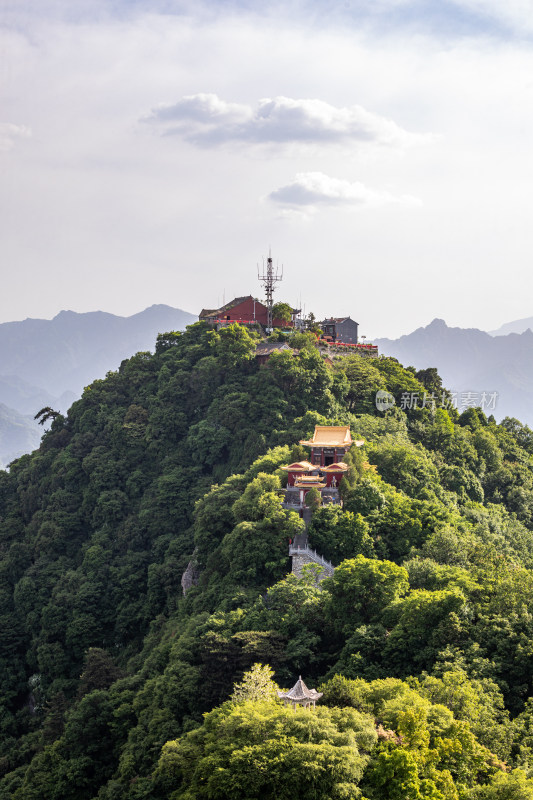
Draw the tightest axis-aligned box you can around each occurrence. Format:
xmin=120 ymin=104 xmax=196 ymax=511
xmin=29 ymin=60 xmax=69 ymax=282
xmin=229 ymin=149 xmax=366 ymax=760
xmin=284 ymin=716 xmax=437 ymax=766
xmin=489 ymin=315 xmax=533 ymax=336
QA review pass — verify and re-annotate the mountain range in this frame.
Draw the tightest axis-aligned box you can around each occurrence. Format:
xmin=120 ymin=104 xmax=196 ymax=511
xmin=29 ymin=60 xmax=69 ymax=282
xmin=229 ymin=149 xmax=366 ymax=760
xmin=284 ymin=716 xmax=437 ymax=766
xmin=374 ymin=318 xmax=533 ymax=426
xmin=489 ymin=315 xmax=533 ymax=336
xmin=0 ymin=304 xmax=197 ymax=467
xmin=2 ymin=307 xmax=532 ymax=467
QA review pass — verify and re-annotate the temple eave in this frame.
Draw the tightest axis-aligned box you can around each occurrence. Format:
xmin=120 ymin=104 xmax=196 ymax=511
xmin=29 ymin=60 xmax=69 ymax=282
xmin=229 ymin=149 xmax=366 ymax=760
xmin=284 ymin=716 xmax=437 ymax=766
xmin=321 ymin=462 xmax=349 ymax=472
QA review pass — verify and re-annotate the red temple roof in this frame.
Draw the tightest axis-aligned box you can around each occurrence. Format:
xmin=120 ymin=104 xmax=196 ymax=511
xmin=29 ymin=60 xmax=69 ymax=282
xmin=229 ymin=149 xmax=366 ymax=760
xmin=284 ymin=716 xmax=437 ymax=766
xmin=199 ymin=296 xmax=253 ymax=319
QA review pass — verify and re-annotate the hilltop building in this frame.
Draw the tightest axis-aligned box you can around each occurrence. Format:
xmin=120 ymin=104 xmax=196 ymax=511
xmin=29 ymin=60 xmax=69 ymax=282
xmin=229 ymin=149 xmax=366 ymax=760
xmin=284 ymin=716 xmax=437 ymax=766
xmin=282 ymin=460 xmax=349 ymax=491
xmin=199 ymin=295 xmax=297 ymax=331
xmin=318 ymin=317 xmax=379 ymax=356
xmin=319 ymin=316 xmax=358 ymax=344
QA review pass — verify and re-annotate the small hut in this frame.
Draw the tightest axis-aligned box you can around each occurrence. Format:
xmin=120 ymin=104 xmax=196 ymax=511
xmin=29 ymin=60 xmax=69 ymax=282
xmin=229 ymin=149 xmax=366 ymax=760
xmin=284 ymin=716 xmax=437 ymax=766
xmin=277 ymin=676 xmax=323 ymax=709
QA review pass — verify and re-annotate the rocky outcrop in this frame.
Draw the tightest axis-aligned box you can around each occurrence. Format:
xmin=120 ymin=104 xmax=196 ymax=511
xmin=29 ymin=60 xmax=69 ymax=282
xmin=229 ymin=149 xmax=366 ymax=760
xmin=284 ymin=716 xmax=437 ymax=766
xmin=181 ymin=552 xmax=201 ymax=596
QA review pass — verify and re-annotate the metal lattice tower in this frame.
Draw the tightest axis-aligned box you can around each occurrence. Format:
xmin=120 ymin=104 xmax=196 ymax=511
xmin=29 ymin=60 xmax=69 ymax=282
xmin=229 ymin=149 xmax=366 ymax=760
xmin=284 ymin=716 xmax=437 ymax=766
xmin=257 ymin=249 xmax=283 ymax=332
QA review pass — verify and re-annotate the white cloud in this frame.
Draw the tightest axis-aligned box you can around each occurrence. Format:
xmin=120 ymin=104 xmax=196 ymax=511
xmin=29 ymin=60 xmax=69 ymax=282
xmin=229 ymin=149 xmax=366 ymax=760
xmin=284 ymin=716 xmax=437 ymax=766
xmin=0 ymin=123 xmax=31 ymax=152
xmin=145 ymin=93 xmax=424 ymax=149
xmin=269 ymin=171 xmax=421 ymax=210
xmin=451 ymin=0 xmax=533 ymax=34
xmin=147 ymin=93 xmax=252 ymax=127
xmin=2 ymin=4 xmax=533 ymax=337
xmin=274 ymin=207 xmax=313 ymax=222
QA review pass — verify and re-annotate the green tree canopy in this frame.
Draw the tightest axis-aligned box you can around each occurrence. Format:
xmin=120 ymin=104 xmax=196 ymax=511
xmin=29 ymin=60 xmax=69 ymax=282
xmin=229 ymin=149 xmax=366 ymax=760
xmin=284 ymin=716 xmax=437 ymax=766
xmin=155 ymin=699 xmax=375 ymax=800
xmin=271 ymin=302 xmax=293 ymax=324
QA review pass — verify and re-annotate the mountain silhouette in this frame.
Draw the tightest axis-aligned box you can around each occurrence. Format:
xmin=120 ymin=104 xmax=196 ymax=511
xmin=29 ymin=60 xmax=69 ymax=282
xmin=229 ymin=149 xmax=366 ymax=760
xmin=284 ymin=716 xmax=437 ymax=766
xmin=374 ymin=318 xmax=533 ymax=427
xmin=0 ymin=304 xmax=197 ymax=466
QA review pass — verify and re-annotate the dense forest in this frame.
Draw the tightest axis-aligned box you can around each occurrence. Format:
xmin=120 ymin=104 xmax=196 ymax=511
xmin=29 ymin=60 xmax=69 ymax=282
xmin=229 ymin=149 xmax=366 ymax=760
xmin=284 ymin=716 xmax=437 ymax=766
xmin=2 ymin=320 xmax=533 ymax=799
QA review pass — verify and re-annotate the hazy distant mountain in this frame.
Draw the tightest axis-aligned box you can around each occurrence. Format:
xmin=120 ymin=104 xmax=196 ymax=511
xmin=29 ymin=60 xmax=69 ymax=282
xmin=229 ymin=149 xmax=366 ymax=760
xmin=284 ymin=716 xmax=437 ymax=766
xmin=0 ymin=304 xmax=197 ymax=466
xmin=0 ymin=304 xmax=197 ymax=397
xmin=0 ymin=404 xmax=41 ymax=469
xmin=0 ymin=375 xmax=75 ymax=416
xmin=489 ymin=315 xmax=533 ymax=336
xmin=374 ymin=319 xmax=533 ymax=427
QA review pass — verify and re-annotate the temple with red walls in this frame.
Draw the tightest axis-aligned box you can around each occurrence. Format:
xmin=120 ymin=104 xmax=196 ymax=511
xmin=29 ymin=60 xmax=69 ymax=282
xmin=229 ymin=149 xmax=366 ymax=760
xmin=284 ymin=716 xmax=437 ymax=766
xmin=299 ymin=425 xmax=362 ymax=467
xmin=199 ymin=295 xmax=294 ymax=330
xmin=281 ymin=426 xmax=364 ymax=513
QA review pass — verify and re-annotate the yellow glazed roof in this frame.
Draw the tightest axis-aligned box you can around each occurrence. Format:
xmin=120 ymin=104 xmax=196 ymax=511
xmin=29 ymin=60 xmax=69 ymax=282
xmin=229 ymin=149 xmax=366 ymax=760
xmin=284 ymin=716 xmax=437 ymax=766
xmin=321 ymin=462 xmax=349 ymax=472
xmin=280 ymin=461 xmax=315 ymax=472
xmin=294 ymin=478 xmax=326 ymax=488
xmin=300 ymin=425 xmax=353 ymax=447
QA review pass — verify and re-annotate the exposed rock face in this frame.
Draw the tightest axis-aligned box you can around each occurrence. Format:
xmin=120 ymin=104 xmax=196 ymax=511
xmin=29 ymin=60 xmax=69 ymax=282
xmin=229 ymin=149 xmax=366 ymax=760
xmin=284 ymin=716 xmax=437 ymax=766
xmin=181 ymin=557 xmax=200 ymax=596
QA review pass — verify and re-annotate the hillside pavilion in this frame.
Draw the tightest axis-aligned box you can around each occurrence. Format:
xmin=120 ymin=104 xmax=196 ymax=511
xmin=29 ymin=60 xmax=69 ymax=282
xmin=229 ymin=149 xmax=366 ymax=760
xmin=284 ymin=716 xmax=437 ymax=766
xmin=278 ymin=677 xmax=323 ymax=709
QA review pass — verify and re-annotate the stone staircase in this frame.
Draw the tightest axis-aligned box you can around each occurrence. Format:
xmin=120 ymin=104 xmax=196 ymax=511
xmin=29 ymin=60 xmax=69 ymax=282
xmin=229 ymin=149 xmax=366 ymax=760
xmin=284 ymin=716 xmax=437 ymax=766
xmin=289 ymin=543 xmax=335 ymax=579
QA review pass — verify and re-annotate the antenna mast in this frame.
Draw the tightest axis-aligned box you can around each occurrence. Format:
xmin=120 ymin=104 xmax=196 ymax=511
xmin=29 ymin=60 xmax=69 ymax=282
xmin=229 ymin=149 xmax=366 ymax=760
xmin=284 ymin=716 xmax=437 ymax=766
xmin=257 ymin=249 xmax=283 ymax=333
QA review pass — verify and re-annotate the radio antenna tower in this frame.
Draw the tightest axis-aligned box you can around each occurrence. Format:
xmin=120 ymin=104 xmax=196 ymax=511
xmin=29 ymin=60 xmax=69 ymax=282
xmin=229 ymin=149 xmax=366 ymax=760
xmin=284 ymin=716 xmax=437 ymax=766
xmin=257 ymin=248 xmax=283 ymax=333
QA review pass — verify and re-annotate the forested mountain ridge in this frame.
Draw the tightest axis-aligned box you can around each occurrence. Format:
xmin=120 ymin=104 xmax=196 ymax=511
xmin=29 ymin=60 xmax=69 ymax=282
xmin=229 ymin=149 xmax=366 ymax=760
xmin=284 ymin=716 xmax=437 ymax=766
xmin=1 ymin=322 xmax=533 ymax=799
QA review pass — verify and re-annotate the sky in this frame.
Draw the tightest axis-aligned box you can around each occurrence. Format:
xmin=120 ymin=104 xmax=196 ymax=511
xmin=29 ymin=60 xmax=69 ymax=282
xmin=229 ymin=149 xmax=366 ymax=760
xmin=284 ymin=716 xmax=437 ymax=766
xmin=2 ymin=0 xmax=533 ymax=338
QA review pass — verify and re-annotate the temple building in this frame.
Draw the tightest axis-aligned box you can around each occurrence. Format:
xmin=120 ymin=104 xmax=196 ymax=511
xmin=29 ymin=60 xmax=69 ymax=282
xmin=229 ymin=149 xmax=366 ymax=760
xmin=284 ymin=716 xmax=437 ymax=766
xmin=300 ymin=425 xmax=359 ymax=467
xmin=292 ymin=474 xmax=327 ymax=508
xmin=281 ymin=461 xmax=315 ymax=487
xmin=281 ymin=426 xmax=363 ymax=514
xmin=199 ymin=296 xmax=298 ymax=331
xmin=278 ymin=677 xmax=323 ymax=709
xmin=321 ymin=462 xmax=350 ymax=488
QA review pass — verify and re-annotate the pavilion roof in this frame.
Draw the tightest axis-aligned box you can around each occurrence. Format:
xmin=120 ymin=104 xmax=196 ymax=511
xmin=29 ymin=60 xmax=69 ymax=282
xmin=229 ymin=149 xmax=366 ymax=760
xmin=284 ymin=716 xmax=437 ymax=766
xmin=280 ymin=461 xmax=315 ymax=472
xmin=300 ymin=425 xmax=353 ymax=448
xmin=278 ymin=677 xmax=323 ymax=702
xmin=321 ymin=462 xmax=349 ymax=472
xmin=294 ymin=476 xmax=326 ymax=488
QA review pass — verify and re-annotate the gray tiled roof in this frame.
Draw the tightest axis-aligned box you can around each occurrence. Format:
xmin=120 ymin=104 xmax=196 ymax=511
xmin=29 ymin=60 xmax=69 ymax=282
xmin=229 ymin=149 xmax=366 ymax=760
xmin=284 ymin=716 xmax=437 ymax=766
xmin=278 ymin=676 xmax=323 ymax=702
